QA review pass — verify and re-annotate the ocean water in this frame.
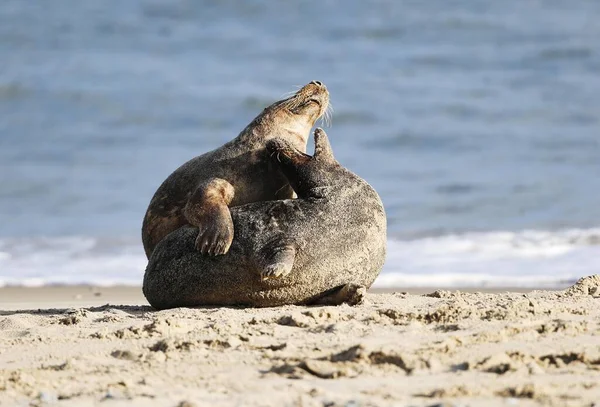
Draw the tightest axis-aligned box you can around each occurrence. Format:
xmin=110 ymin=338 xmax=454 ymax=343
xmin=1 ymin=0 xmax=599 ymax=288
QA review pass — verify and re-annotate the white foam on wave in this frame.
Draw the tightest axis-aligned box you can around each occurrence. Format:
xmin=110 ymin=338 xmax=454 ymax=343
xmin=0 ymin=236 xmax=146 ymax=287
xmin=0 ymin=228 xmax=598 ymax=288
xmin=375 ymin=228 xmax=600 ymax=288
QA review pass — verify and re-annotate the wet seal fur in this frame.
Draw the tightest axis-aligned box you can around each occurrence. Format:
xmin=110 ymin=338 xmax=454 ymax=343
xmin=141 ymin=81 xmax=330 ymax=259
xmin=143 ymin=129 xmax=387 ymax=309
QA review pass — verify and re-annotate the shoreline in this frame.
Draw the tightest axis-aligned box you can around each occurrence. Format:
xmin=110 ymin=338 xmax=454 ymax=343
xmin=0 ymin=285 xmax=561 ymax=311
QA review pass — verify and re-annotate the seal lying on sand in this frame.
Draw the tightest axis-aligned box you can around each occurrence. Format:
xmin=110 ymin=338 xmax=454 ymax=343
xmin=143 ymin=128 xmax=387 ymax=309
xmin=142 ymin=81 xmax=329 ymax=259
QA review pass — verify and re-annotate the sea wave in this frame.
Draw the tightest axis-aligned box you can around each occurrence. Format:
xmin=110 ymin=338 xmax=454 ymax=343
xmin=0 ymin=228 xmax=598 ymax=288
xmin=375 ymin=228 xmax=600 ymax=288
xmin=0 ymin=236 xmax=145 ymax=287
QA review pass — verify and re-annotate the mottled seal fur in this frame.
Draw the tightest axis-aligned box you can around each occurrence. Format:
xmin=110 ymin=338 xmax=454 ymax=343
xmin=143 ymin=128 xmax=387 ymax=309
xmin=142 ymin=81 xmax=329 ymax=259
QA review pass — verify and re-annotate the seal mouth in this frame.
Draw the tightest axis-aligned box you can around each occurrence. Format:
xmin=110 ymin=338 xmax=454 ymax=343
xmin=289 ymin=96 xmax=326 ymax=116
xmin=308 ymin=98 xmax=322 ymax=108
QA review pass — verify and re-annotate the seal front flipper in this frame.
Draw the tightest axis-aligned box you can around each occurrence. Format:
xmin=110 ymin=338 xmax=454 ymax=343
xmin=267 ymin=128 xmax=337 ymax=199
xmin=259 ymin=242 xmax=296 ymax=281
xmin=183 ymin=178 xmax=235 ymax=256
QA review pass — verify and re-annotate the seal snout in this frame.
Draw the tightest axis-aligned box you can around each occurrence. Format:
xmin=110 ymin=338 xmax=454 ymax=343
xmin=302 ymin=81 xmax=329 ymax=118
xmin=302 ymin=80 xmax=327 ymax=94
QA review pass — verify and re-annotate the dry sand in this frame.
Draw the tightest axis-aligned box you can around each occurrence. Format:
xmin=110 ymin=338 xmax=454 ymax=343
xmin=1 ymin=276 xmax=599 ymax=407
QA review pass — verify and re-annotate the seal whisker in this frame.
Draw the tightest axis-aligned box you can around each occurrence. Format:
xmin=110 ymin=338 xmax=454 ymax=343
xmin=283 ymin=97 xmax=303 ymax=110
xmin=280 ymin=86 xmax=302 ymax=100
xmin=280 ymin=90 xmax=297 ymax=98
xmin=320 ymin=103 xmax=333 ymax=127
xmin=274 ymin=184 xmax=288 ymax=196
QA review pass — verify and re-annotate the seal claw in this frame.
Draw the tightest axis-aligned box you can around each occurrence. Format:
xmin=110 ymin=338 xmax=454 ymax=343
xmin=259 ymin=244 xmax=296 ymax=281
xmin=261 ymin=262 xmax=293 ymax=281
xmin=196 ymin=224 xmax=233 ymax=256
xmin=184 ymin=178 xmax=235 ymax=257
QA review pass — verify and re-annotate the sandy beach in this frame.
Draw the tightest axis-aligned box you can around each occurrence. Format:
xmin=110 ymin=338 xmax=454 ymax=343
xmin=1 ymin=276 xmax=599 ymax=407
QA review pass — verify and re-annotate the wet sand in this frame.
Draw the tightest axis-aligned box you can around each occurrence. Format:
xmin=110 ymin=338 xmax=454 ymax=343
xmin=0 ymin=285 xmax=541 ymax=311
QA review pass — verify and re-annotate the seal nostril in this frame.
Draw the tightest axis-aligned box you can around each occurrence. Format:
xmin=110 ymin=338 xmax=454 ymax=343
xmin=311 ymin=81 xmax=323 ymax=87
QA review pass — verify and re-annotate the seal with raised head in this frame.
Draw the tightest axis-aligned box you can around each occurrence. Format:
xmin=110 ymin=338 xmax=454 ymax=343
xmin=141 ymin=81 xmax=330 ymax=259
xmin=143 ymin=128 xmax=387 ymax=309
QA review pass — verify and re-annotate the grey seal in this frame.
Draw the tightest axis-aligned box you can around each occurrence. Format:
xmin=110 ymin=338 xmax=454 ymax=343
xmin=143 ymin=128 xmax=387 ymax=309
xmin=142 ymin=81 xmax=330 ymax=259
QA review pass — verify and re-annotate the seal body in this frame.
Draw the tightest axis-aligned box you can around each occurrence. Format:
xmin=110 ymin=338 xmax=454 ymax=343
xmin=142 ymin=81 xmax=329 ymax=259
xmin=143 ymin=129 xmax=387 ymax=309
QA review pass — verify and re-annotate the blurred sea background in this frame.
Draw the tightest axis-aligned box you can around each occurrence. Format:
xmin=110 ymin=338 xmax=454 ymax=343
xmin=1 ymin=0 xmax=599 ymax=288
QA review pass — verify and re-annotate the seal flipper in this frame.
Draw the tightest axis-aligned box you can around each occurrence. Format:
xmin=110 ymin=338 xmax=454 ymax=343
xmin=183 ymin=178 xmax=235 ymax=256
xmin=259 ymin=243 xmax=296 ymax=281
xmin=267 ymin=128 xmax=337 ymax=199
xmin=309 ymin=283 xmax=366 ymax=306
xmin=313 ymin=127 xmax=335 ymax=161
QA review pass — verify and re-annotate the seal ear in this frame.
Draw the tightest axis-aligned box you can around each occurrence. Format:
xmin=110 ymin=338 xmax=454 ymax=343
xmin=313 ymin=128 xmax=334 ymax=162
